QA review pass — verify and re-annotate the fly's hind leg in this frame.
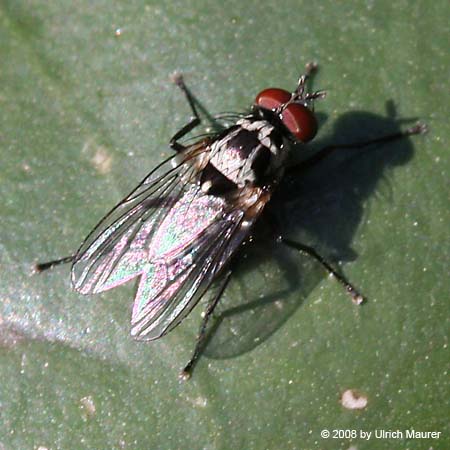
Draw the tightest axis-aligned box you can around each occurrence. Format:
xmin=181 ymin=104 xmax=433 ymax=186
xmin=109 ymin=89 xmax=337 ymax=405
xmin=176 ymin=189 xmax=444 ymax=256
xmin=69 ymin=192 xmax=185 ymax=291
xmin=180 ymin=270 xmax=232 ymax=381
xmin=279 ymin=237 xmax=364 ymax=305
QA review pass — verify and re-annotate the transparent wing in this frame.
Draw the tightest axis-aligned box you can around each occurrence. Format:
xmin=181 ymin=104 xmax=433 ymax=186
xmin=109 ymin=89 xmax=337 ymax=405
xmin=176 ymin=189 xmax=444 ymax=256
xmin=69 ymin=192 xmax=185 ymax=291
xmin=72 ymin=142 xmax=205 ymax=294
xmin=72 ymin=159 xmax=188 ymax=294
xmin=130 ymin=206 xmax=249 ymax=340
xmin=71 ymin=142 xmax=262 ymax=340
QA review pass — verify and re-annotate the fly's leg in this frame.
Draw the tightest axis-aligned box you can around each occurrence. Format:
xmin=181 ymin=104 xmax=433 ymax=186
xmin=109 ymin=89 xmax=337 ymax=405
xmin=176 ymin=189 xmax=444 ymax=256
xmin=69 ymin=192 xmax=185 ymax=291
xmin=279 ymin=237 xmax=364 ymax=305
xmin=170 ymin=73 xmax=203 ymax=152
xmin=293 ymin=61 xmax=325 ymax=103
xmin=287 ymin=123 xmax=427 ymax=176
xmin=35 ymin=255 xmax=75 ymax=273
xmin=180 ymin=270 xmax=232 ymax=381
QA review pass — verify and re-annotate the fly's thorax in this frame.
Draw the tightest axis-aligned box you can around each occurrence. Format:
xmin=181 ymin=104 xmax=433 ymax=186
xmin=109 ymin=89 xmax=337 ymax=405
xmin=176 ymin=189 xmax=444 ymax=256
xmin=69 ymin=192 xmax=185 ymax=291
xmin=206 ymin=117 xmax=287 ymax=191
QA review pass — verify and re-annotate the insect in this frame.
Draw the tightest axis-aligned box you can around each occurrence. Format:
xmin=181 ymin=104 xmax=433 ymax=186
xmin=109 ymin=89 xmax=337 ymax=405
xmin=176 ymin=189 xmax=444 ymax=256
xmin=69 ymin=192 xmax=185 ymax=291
xmin=37 ymin=63 xmax=426 ymax=379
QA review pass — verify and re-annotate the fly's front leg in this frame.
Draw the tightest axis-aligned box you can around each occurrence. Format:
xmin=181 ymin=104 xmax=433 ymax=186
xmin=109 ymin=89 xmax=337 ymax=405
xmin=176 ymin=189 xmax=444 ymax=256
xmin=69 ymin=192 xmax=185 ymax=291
xmin=170 ymin=73 xmax=203 ymax=152
xmin=287 ymin=123 xmax=427 ymax=176
xmin=279 ymin=237 xmax=364 ymax=305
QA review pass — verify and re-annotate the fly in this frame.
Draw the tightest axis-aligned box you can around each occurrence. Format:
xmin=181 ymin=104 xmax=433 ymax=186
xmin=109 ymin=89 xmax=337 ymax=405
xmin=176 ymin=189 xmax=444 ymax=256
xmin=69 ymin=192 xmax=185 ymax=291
xmin=36 ymin=63 xmax=426 ymax=379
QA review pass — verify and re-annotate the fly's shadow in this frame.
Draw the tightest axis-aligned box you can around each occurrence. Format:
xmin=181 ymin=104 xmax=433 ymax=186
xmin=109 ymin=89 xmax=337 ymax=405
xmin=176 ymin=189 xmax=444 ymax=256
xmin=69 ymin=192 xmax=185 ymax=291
xmin=196 ymin=99 xmax=418 ymax=360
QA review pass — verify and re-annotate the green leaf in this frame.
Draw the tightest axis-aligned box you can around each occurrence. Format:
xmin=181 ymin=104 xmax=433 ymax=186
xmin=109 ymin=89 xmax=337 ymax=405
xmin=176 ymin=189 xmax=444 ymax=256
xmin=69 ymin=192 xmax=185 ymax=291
xmin=1 ymin=1 xmax=448 ymax=449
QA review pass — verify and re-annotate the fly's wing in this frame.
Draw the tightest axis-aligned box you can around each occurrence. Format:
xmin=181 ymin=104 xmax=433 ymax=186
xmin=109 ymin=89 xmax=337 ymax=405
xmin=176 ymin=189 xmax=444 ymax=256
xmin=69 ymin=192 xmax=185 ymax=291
xmin=71 ymin=148 xmax=198 ymax=294
xmin=130 ymin=202 xmax=249 ymax=340
xmin=71 ymin=142 xmax=261 ymax=340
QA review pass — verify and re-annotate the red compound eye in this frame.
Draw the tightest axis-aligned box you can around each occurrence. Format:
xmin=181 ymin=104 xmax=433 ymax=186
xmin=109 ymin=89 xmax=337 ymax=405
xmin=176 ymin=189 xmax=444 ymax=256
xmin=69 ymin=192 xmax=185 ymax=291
xmin=255 ymin=88 xmax=318 ymax=142
xmin=281 ymin=103 xmax=317 ymax=142
xmin=255 ymin=88 xmax=291 ymax=111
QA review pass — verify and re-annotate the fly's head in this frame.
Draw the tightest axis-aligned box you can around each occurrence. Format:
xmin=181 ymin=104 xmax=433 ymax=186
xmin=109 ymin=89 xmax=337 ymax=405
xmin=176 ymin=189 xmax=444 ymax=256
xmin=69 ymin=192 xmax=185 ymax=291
xmin=253 ymin=71 xmax=325 ymax=144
